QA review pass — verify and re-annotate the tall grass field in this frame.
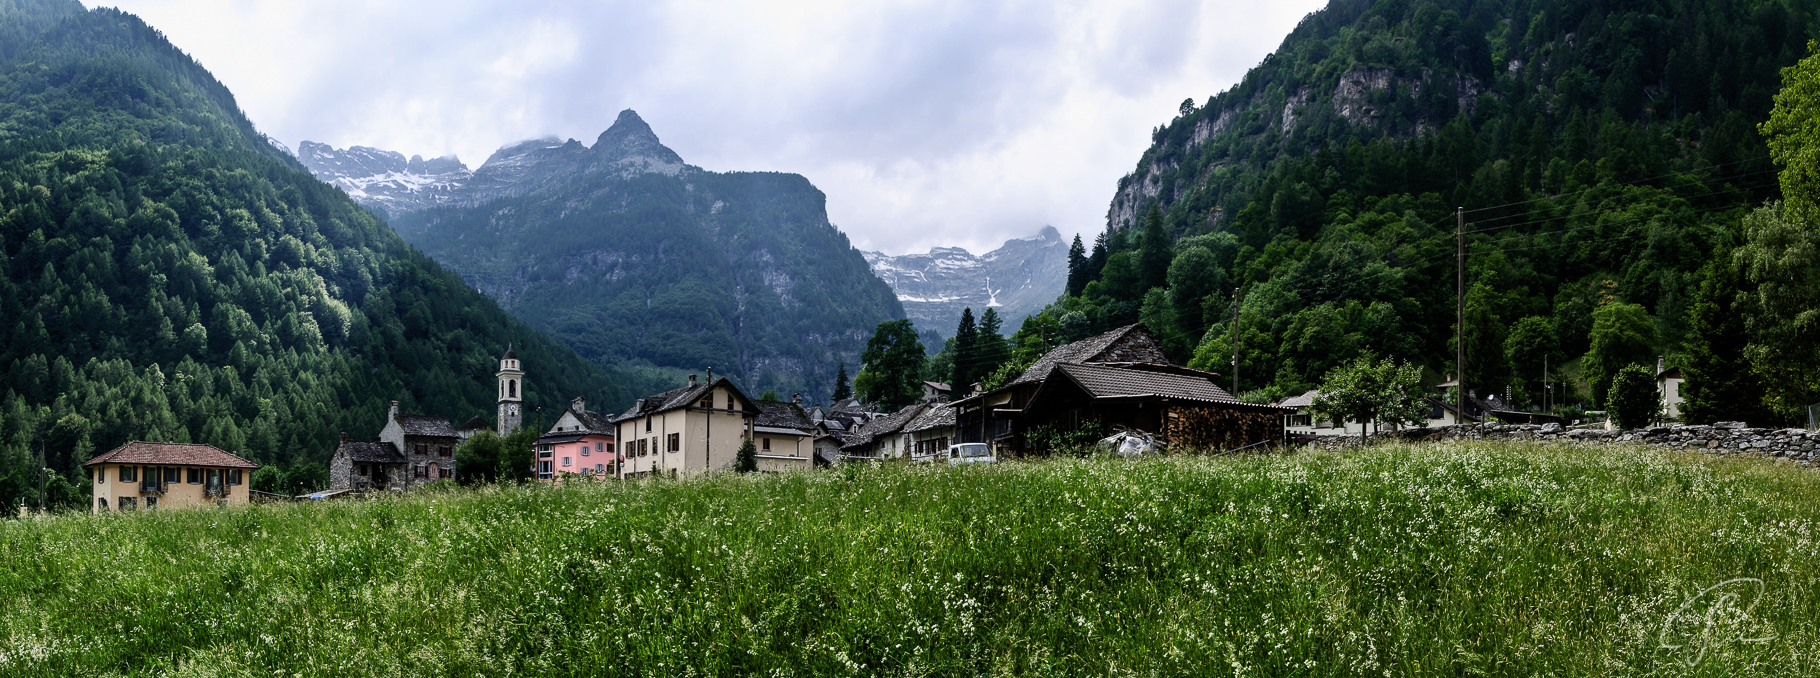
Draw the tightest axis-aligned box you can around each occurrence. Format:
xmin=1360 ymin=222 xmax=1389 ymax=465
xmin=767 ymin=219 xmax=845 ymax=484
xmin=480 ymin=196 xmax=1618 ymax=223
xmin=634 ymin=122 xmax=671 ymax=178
xmin=2 ymin=442 xmax=1817 ymax=676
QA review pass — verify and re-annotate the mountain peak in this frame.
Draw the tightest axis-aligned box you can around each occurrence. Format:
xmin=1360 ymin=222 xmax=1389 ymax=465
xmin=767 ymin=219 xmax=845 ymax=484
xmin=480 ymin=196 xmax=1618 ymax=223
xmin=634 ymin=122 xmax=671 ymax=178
xmin=590 ymin=108 xmax=686 ymax=176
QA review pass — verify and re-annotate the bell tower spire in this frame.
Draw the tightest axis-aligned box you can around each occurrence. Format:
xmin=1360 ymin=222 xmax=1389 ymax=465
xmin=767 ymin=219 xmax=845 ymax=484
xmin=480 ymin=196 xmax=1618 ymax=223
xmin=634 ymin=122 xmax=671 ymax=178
xmin=497 ymin=344 xmax=523 ymax=434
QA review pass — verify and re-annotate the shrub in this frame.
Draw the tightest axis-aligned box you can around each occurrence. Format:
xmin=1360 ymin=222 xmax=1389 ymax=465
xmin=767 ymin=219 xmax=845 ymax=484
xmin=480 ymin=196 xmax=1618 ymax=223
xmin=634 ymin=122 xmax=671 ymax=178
xmin=1608 ymin=363 xmax=1661 ymax=430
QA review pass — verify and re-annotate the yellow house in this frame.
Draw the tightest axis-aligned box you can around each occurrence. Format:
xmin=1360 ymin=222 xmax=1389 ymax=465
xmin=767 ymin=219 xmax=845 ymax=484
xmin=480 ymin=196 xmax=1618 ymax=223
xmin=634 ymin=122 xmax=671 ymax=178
xmin=752 ymin=397 xmax=816 ymax=472
xmin=612 ymin=375 xmax=756 ymax=478
xmin=84 ymin=441 xmax=258 ymax=512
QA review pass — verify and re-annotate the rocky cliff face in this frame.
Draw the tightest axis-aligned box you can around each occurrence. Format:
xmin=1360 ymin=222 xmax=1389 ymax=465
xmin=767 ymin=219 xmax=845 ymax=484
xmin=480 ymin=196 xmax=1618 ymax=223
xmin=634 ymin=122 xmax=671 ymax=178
xmin=321 ymin=110 xmax=903 ymax=400
xmin=863 ymin=226 xmax=1067 ymax=335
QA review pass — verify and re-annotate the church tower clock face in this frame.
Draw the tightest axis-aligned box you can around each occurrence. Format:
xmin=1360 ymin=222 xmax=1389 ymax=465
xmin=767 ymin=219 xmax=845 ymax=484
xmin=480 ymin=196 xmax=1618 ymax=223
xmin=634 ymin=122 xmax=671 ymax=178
xmin=509 ymin=404 xmax=519 ymax=415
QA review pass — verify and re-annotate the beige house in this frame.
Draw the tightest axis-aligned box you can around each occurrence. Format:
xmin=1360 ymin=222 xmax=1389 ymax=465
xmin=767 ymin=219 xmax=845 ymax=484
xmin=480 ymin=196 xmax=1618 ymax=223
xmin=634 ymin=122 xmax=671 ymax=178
xmin=752 ymin=397 xmax=815 ymax=472
xmin=612 ymin=375 xmax=756 ymax=478
xmin=85 ymin=442 xmax=258 ymax=512
xmin=1658 ymin=358 xmax=1685 ymax=421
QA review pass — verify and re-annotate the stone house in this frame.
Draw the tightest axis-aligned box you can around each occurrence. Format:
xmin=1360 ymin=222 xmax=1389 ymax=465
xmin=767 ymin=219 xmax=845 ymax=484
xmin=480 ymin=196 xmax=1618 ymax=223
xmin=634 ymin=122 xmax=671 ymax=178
xmin=328 ymin=434 xmax=406 ymax=491
xmin=378 ymin=400 xmax=459 ymax=487
xmin=612 ymin=374 xmax=756 ymax=478
xmin=84 ymin=442 xmax=258 ymax=512
xmin=840 ymin=403 xmax=931 ymax=459
xmin=535 ymin=396 xmax=617 ymax=480
xmin=906 ymin=403 xmax=956 ymax=459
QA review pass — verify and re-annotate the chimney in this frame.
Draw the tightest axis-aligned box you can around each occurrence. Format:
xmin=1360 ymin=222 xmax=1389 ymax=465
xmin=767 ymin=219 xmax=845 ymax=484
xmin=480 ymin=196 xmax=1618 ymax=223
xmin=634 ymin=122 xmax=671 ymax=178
xmin=688 ymin=374 xmax=697 ymax=386
xmin=339 ymin=432 xmax=348 ymax=445
xmin=792 ymin=393 xmax=803 ymax=406
xmin=635 ymin=398 xmax=646 ymax=412
xmin=388 ymin=400 xmax=399 ymax=419
xmin=572 ymin=395 xmax=586 ymax=413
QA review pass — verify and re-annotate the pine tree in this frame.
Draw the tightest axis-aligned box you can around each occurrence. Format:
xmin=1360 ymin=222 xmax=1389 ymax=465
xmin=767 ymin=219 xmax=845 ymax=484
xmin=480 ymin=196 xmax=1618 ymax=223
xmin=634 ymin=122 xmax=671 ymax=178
xmin=1066 ymin=234 xmax=1089 ymax=297
xmin=1681 ymin=246 xmax=1770 ymax=424
xmin=976 ymin=308 xmax=1010 ymax=379
xmin=1137 ymin=205 xmax=1171 ymax=292
xmin=734 ymin=438 xmax=757 ymax=473
xmin=831 ymin=362 xmax=852 ymax=402
xmin=951 ymin=308 xmax=978 ymax=390
xmin=1088 ymin=230 xmax=1109 ymax=283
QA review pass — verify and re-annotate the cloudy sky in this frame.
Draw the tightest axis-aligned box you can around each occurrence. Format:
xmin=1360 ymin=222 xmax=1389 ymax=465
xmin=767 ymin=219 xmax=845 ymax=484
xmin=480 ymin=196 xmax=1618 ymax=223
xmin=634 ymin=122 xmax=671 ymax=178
xmin=87 ymin=0 xmax=1325 ymax=255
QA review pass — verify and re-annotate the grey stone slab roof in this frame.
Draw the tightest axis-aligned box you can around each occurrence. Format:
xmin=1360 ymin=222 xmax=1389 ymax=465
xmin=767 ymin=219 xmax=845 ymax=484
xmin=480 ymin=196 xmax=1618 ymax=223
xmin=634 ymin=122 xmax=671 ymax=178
xmin=1050 ymin=362 xmax=1248 ymax=405
xmin=612 ymin=377 xmax=752 ymax=423
xmin=1011 ymin=323 xmax=1167 ymax=387
xmin=338 ymin=441 xmax=405 ymax=464
xmin=754 ymin=400 xmax=812 ymax=431
xmin=395 ymin=414 xmax=458 ymax=438
xmin=905 ymin=402 xmax=955 ymax=433
xmin=1276 ymin=389 xmax=1320 ymax=409
xmin=840 ymin=403 xmax=929 ymax=450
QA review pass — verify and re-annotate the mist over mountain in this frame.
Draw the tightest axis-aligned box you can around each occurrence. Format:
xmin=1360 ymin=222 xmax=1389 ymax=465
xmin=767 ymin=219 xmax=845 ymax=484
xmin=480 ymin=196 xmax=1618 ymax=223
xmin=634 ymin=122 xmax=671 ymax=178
xmin=302 ymin=111 xmax=903 ymax=399
xmin=863 ymin=227 xmax=1068 ymax=337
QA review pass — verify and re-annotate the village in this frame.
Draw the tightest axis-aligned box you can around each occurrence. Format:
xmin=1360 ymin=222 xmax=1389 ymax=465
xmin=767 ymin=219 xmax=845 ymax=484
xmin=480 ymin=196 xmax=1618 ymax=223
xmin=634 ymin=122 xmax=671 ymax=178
xmin=75 ymin=322 xmax=1702 ymax=513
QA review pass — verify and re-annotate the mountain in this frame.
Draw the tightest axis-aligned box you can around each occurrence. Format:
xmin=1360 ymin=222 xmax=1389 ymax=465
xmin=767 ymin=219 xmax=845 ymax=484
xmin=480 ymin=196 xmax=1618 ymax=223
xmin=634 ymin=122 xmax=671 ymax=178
xmin=1034 ymin=0 xmax=1811 ymax=415
xmin=0 ymin=0 xmax=642 ymax=509
xmin=293 ymin=141 xmax=470 ymax=215
xmin=302 ymin=111 xmax=904 ymax=399
xmin=862 ymin=227 xmax=1068 ymax=335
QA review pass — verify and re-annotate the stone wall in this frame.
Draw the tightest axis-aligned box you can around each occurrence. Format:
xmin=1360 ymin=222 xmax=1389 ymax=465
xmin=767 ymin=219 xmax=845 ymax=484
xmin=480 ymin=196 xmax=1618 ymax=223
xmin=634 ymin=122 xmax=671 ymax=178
xmin=1302 ymin=423 xmax=1818 ymax=467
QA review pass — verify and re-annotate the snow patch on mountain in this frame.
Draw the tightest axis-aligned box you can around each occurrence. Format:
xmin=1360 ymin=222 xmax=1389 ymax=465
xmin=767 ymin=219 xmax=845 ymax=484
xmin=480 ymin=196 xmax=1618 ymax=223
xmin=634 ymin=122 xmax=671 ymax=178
xmin=864 ymin=226 xmax=1067 ymax=334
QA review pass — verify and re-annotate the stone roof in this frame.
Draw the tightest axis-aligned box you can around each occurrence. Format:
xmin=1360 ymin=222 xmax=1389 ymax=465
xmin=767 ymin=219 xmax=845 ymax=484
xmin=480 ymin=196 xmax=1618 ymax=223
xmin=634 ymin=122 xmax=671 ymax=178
xmin=754 ymin=400 xmax=812 ymax=431
xmin=1011 ymin=324 xmax=1168 ymax=387
xmin=1048 ymin=362 xmax=1249 ymax=405
xmin=905 ymin=402 xmax=955 ymax=433
xmin=1276 ymin=389 xmax=1320 ymax=409
xmin=458 ymin=415 xmax=489 ymax=431
xmin=840 ymin=403 xmax=930 ymax=450
xmin=338 ymin=441 xmax=405 ymax=464
xmin=612 ymin=377 xmax=747 ymax=423
xmin=85 ymin=442 xmax=259 ymax=469
xmin=395 ymin=414 xmax=459 ymax=438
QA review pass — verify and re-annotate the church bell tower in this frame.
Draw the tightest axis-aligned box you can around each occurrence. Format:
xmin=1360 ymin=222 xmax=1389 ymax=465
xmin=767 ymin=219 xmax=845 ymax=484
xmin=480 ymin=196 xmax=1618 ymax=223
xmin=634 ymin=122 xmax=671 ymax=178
xmin=497 ymin=344 xmax=524 ymax=435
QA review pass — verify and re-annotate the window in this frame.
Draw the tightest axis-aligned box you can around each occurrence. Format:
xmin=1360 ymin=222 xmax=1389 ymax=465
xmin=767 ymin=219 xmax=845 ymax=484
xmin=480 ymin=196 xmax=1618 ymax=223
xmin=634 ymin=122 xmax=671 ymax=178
xmin=227 ymin=469 xmax=242 ymax=486
xmin=440 ymin=468 xmax=452 ymax=479
xmin=638 ymin=439 xmax=648 ymax=457
xmin=97 ymin=498 xmax=108 ymax=511
xmin=414 ymin=444 xmax=427 ymax=455
xmin=509 ymin=379 xmax=517 ymax=398
xmin=562 ymin=457 xmax=572 ymax=467
xmin=119 ymin=497 xmax=137 ymax=510
xmin=624 ymin=441 xmax=634 ymax=456
xmin=145 ymin=497 xmax=158 ymax=509
xmin=538 ymin=460 xmax=552 ymax=477
xmin=667 ymin=433 xmax=680 ymax=452
xmin=95 ymin=468 xmax=105 ymax=483
xmin=415 ymin=464 xmax=427 ymax=479
xmin=596 ymin=464 xmax=604 ymax=473
xmin=762 ymin=438 xmax=771 ymax=451
xmin=596 ymin=442 xmax=604 ymax=453
xmin=119 ymin=466 xmax=137 ymax=483
xmin=164 ymin=467 xmax=179 ymax=483
xmin=439 ymin=446 xmax=452 ymax=457
xmin=188 ymin=468 xmax=202 ymax=484
xmin=700 ymin=398 xmax=712 ymax=408
xmin=581 ymin=444 xmax=590 ymax=457
xmin=645 ymin=416 xmax=651 ymax=432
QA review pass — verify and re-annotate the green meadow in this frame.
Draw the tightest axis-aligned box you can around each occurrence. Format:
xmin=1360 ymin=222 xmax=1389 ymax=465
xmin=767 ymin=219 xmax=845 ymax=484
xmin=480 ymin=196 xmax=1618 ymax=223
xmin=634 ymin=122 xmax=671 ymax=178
xmin=1 ymin=442 xmax=1816 ymax=677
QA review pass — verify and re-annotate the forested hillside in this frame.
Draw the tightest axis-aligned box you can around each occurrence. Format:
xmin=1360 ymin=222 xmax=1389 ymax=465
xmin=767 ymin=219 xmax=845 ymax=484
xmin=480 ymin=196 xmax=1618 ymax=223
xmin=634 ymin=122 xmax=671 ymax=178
xmin=386 ymin=112 xmax=904 ymax=402
xmin=1025 ymin=0 xmax=1818 ymax=424
xmin=0 ymin=0 xmax=639 ymax=509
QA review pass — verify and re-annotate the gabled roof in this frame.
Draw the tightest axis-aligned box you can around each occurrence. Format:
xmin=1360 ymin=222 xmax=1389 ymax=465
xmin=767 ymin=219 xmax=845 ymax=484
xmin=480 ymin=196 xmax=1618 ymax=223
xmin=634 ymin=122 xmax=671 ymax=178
xmin=840 ymin=403 xmax=929 ymax=450
xmin=612 ymin=377 xmax=751 ymax=423
xmin=754 ymin=400 xmax=813 ymax=431
xmin=458 ymin=415 xmax=489 ymax=431
xmin=905 ymin=402 xmax=955 ymax=433
xmin=337 ymin=441 xmax=405 ymax=464
xmin=85 ymin=442 xmax=259 ymax=469
xmin=1276 ymin=389 xmax=1320 ymax=409
xmin=1011 ymin=323 xmax=1167 ymax=387
xmin=395 ymin=414 xmax=458 ymax=438
xmin=1045 ymin=362 xmax=1255 ymax=406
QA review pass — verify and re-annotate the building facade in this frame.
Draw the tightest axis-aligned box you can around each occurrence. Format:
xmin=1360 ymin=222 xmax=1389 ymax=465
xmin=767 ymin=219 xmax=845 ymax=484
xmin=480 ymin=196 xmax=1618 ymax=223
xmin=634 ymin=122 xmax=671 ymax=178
xmin=612 ymin=375 xmax=756 ymax=478
xmin=378 ymin=401 xmax=459 ymax=487
xmin=753 ymin=397 xmax=815 ymax=471
xmin=84 ymin=442 xmax=258 ymax=512
xmin=328 ymin=435 xmax=406 ymax=492
xmin=535 ymin=396 xmax=617 ymax=480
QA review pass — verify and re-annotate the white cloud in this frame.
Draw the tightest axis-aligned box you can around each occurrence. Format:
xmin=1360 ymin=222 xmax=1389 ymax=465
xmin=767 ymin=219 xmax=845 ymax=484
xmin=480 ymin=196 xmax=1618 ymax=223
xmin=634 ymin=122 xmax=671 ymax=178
xmin=86 ymin=0 xmax=1325 ymax=254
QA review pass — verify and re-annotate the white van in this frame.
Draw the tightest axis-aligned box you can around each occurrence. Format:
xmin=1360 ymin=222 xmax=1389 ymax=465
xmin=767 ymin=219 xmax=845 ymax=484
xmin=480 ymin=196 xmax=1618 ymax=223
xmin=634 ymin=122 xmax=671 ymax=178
xmin=945 ymin=443 xmax=996 ymax=464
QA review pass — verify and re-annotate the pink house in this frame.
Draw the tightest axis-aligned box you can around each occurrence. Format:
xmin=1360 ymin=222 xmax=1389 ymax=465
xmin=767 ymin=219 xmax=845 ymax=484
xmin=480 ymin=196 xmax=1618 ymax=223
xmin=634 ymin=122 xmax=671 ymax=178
xmin=535 ymin=396 xmax=618 ymax=481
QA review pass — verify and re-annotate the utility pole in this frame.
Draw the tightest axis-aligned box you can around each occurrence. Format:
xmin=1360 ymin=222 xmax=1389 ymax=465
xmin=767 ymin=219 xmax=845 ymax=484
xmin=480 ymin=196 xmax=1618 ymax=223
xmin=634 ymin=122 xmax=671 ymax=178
xmin=1543 ymin=354 xmax=1549 ymax=415
xmin=1456 ymin=206 xmax=1467 ymax=426
xmin=1230 ymin=288 xmax=1240 ymax=395
xmin=37 ymin=437 xmax=46 ymax=513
